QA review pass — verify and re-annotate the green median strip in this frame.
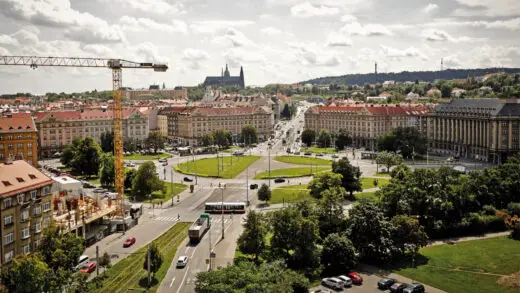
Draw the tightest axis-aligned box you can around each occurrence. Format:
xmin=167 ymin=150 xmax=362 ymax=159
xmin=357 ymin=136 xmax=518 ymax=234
xmin=176 ymin=155 xmax=260 ymax=179
xmin=254 ymin=167 xmax=330 ymax=179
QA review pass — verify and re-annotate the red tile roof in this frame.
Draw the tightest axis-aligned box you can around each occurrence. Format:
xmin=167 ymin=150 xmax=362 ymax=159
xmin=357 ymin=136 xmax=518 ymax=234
xmin=187 ymin=107 xmax=268 ymax=116
xmin=0 ymin=160 xmax=53 ymax=197
xmin=309 ymin=105 xmax=429 ymax=116
xmin=34 ymin=109 xmax=142 ymax=122
xmin=0 ymin=116 xmax=37 ymax=133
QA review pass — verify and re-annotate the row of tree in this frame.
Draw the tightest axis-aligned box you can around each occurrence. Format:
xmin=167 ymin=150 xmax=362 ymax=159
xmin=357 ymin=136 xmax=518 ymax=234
xmin=199 ymin=125 xmax=259 ymax=148
xmin=301 ymin=128 xmax=352 ymax=150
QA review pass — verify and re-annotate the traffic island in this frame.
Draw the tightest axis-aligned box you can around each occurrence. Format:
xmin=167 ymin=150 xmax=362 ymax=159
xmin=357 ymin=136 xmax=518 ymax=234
xmin=175 ymin=155 xmax=261 ymax=179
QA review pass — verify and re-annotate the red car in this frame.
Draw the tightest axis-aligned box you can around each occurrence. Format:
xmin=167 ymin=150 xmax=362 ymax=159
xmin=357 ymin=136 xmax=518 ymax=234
xmin=79 ymin=262 xmax=97 ymax=274
xmin=162 ymin=162 xmax=168 ymax=166
xmin=123 ymin=236 xmax=136 ymax=247
xmin=348 ymin=272 xmax=363 ymax=285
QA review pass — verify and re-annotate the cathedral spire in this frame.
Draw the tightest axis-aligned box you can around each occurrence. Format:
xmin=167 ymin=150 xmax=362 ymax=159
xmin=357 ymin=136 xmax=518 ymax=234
xmin=224 ymin=64 xmax=230 ymax=77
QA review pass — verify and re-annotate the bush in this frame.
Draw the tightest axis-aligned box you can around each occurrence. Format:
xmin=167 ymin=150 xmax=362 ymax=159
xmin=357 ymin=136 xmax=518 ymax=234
xmin=482 ymin=205 xmax=497 ymax=216
xmin=507 ymin=202 xmax=520 ymax=217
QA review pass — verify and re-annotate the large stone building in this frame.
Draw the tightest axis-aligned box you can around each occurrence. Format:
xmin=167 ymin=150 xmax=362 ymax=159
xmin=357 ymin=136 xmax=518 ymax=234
xmin=124 ymin=87 xmax=188 ymax=100
xmin=175 ymin=107 xmax=273 ymax=146
xmin=427 ymin=99 xmax=520 ymax=163
xmin=34 ymin=109 xmax=149 ymax=157
xmin=0 ymin=160 xmax=54 ymax=265
xmin=304 ymin=105 xmax=429 ymax=150
xmin=0 ymin=114 xmax=38 ymax=166
xmin=203 ymin=64 xmax=245 ymax=89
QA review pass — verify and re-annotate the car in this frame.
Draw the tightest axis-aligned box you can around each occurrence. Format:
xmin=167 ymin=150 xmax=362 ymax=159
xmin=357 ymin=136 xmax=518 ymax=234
xmin=73 ymin=255 xmax=90 ymax=271
xmin=378 ymin=278 xmax=397 ymax=290
xmin=315 ymin=153 xmax=324 ymax=157
xmin=123 ymin=236 xmax=136 ymax=247
xmin=311 ymin=290 xmax=331 ymax=293
xmin=79 ymin=262 xmax=97 ymax=274
xmin=158 ymin=158 xmax=167 ymax=163
xmin=304 ymin=152 xmax=312 ymax=156
xmin=249 ymin=184 xmax=258 ymax=190
xmin=125 ymin=163 xmax=136 ymax=167
xmin=176 ymin=256 xmax=188 ymax=268
xmin=321 ymin=277 xmax=344 ymax=290
xmin=93 ymin=188 xmax=106 ymax=194
xmin=331 ymin=154 xmax=339 ymax=159
xmin=403 ymin=283 xmax=425 ymax=293
xmin=337 ymin=275 xmax=353 ymax=287
xmin=347 ymin=272 xmax=363 ymax=285
xmin=390 ymin=283 xmax=409 ymax=293
xmin=274 ymin=177 xmax=286 ymax=183
xmin=183 ymin=177 xmax=193 ymax=182
xmin=294 ymin=151 xmax=300 ymax=155
xmin=162 ymin=162 xmax=168 ymax=166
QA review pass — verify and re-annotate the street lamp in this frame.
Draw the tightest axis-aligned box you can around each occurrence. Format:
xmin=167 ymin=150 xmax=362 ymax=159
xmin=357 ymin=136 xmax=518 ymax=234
xmin=220 ymin=187 xmax=225 ymax=239
xmin=268 ymin=145 xmax=271 ymax=187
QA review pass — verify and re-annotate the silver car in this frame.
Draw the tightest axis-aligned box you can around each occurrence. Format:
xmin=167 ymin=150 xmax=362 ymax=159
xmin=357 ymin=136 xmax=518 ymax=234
xmin=176 ymin=256 xmax=188 ymax=268
xmin=337 ymin=275 xmax=353 ymax=287
xmin=321 ymin=277 xmax=344 ymax=290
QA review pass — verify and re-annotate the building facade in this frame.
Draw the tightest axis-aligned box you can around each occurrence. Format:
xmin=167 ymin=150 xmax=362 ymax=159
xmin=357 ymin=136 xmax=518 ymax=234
xmin=203 ymin=64 xmax=245 ymax=89
xmin=304 ymin=105 xmax=429 ymax=150
xmin=427 ymin=99 xmax=520 ymax=163
xmin=124 ymin=88 xmax=188 ymax=100
xmin=0 ymin=114 xmax=38 ymax=166
xmin=0 ymin=160 xmax=54 ymax=266
xmin=176 ymin=107 xmax=273 ymax=146
xmin=35 ymin=109 xmax=149 ymax=157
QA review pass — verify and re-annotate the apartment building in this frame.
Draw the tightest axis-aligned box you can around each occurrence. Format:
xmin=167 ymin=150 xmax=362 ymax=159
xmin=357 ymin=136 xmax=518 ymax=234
xmin=304 ymin=105 xmax=429 ymax=150
xmin=35 ymin=109 xmax=149 ymax=157
xmin=176 ymin=107 xmax=274 ymax=146
xmin=0 ymin=114 xmax=38 ymax=166
xmin=427 ymin=99 xmax=520 ymax=163
xmin=124 ymin=88 xmax=188 ymax=100
xmin=0 ymin=160 xmax=54 ymax=266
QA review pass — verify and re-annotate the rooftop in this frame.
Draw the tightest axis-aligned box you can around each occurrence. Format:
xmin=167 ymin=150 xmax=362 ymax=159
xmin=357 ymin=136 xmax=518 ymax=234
xmin=0 ymin=115 xmax=37 ymax=133
xmin=0 ymin=160 xmax=54 ymax=197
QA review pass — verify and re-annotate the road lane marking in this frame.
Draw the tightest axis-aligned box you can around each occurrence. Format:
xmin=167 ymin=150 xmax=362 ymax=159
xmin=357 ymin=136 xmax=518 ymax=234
xmin=190 ymin=247 xmax=196 ymax=258
xmin=169 ymin=277 xmax=176 ymax=288
xmin=176 ymin=265 xmax=190 ymax=293
xmin=185 ymin=247 xmax=191 ymax=254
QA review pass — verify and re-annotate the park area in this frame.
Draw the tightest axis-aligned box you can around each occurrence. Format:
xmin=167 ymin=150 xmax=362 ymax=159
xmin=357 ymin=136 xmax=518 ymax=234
xmin=176 ymin=155 xmax=260 ymax=179
xmin=124 ymin=153 xmax=171 ymax=160
xmin=89 ymin=222 xmax=190 ymax=293
xmin=274 ymin=155 xmax=331 ymax=165
xmin=300 ymin=147 xmax=337 ymax=154
xmin=270 ymin=184 xmax=311 ymax=204
xmin=149 ymin=181 xmax=188 ymax=204
xmin=254 ymin=167 xmax=330 ymax=179
xmin=391 ymin=236 xmax=520 ymax=293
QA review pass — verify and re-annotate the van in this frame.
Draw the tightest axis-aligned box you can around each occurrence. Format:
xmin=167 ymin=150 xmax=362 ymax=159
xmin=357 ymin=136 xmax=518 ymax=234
xmin=74 ymin=255 xmax=90 ymax=271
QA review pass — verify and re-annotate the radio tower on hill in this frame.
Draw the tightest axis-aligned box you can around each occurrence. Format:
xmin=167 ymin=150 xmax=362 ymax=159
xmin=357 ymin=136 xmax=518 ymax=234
xmin=375 ymin=62 xmax=378 ymax=75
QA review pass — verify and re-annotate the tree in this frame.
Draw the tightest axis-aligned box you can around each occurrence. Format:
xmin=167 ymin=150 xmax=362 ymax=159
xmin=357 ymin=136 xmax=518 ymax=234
xmin=321 ymin=233 xmax=358 ymax=274
xmin=317 ymin=187 xmax=346 ymax=237
xmin=390 ymin=215 xmax=429 ymax=255
xmin=376 ymin=127 xmax=427 ymax=158
xmin=237 ymin=211 xmax=268 ymax=261
xmin=146 ymin=131 xmax=166 ymax=154
xmin=317 ymin=129 xmax=332 ymax=148
xmin=257 ymin=183 xmax=271 ymax=204
xmin=213 ymin=129 xmax=231 ymax=148
xmin=291 ymin=217 xmax=321 ymax=273
xmin=441 ymin=83 xmax=453 ymax=98
xmin=0 ymin=255 xmax=50 ymax=293
xmin=132 ymin=161 xmax=165 ymax=200
xmin=307 ymin=171 xmax=344 ymax=199
xmin=301 ymin=128 xmax=316 ymax=147
xmin=281 ymin=103 xmax=291 ymax=119
xmin=270 ymin=207 xmax=303 ymax=261
xmin=335 ymin=129 xmax=352 ymax=150
xmin=124 ymin=138 xmax=137 ymax=153
xmin=61 ymin=137 xmax=82 ymax=166
xmin=332 ymin=157 xmax=362 ymax=198
xmin=143 ymin=242 xmax=163 ymax=278
xmin=100 ymin=153 xmax=115 ymax=187
xmin=62 ymin=137 xmax=102 ymax=177
xmin=124 ymin=168 xmax=137 ymax=190
xmin=241 ymin=124 xmax=258 ymax=145
xmin=200 ymin=133 xmax=214 ymax=146
xmin=100 ymin=131 xmax=114 ymax=153
xmin=376 ymin=152 xmax=403 ymax=172
xmin=99 ymin=252 xmax=111 ymax=269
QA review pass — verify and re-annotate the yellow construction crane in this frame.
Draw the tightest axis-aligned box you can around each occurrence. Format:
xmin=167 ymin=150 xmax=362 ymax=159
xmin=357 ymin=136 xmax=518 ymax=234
xmin=0 ymin=55 xmax=168 ymax=219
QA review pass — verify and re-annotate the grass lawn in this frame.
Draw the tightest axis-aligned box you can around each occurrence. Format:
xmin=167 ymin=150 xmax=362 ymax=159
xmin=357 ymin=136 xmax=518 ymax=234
xmin=89 ymin=222 xmax=190 ymax=293
xmin=391 ymin=236 xmax=520 ymax=293
xmin=150 ymin=181 xmax=188 ymax=204
xmin=176 ymin=155 xmax=260 ymax=179
xmin=221 ymin=146 xmax=244 ymax=153
xmin=274 ymin=155 xmax=332 ymax=166
xmin=254 ymin=167 xmax=330 ymax=179
xmin=270 ymin=184 xmax=313 ymax=204
xmin=354 ymin=191 xmax=378 ymax=202
xmin=124 ymin=153 xmax=171 ymax=160
xmin=374 ymin=172 xmax=391 ymax=177
xmin=88 ymin=177 xmax=100 ymax=185
xmin=360 ymin=177 xmax=390 ymax=189
xmin=300 ymin=147 xmax=337 ymax=154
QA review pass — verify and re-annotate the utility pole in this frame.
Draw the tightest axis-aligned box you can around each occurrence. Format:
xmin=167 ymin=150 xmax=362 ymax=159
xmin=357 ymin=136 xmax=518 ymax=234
xmin=268 ymin=146 xmax=271 ymax=187
xmin=246 ymin=167 xmax=249 ymax=207
xmin=96 ymin=245 xmax=99 ymax=276
xmin=171 ymin=167 xmax=174 ymax=206
xmin=217 ymin=152 xmax=220 ymax=178
xmin=193 ymin=154 xmax=198 ymax=185
xmin=221 ymin=188 xmax=225 ymax=239
xmin=147 ymin=247 xmax=151 ymax=287
xmin=208 ymin=216 xmax=212 ymax=271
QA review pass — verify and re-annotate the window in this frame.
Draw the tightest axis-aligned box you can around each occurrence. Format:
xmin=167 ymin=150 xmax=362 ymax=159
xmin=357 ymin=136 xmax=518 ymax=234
xmin=3 ymin=198 xmax=12 ymax=209
xmin=43 ymin=186 xmax=50 ymax=195
xmin=30 ymin=190 xmax=37 ymax=200
xmin=23 ymin=244 xmax=30 ymax=255
xmin=43 ymin=216 xmax=51 ymax=228
xmin=21 ymin=209 xmax=29 ymax=222
xmin=7 ymin=136 xmax=12 ymax=140
xmin=17 ymin=194 xmax=25 ymax=204
xmin=17 ymin=143 xmax=23 ymax=149
xmin=7 ymin=144 xmax=13 ymax=150
xmin=4 ymin=215 xmax=13 ymax=226
xmin=27 ymin=142 xmax=32 ymax=148
xmin=33 ymin=240 xmax=41 ymax=250
xmin=0 ymin=144 xmax=3 ymax=150
xmin=28 ymin=151 xmax=33 ymax=157
xmin=22 ymin=227 xmax=30 ymax=239
xmin=34 ymin=222 xmax=42 ymax=233
xmin=34 ymin=205 xmax=41 ymax=216
xmin=5 ymin=250 xmax=14 ymax=263
xmin=43 ymin=201 xmax=51 ymax=212
xmin=4 ymin=232 xmax=13 ymax=245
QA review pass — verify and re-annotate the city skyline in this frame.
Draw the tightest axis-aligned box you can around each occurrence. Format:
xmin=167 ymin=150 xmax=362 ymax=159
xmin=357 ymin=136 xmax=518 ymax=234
xmin=0 ymin=0 xmax=519 ymax=94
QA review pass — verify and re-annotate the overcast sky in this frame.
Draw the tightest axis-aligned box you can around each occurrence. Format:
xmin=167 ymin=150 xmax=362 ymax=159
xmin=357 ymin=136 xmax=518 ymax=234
xmin=0 ymin=0 xmax=519 ymax=94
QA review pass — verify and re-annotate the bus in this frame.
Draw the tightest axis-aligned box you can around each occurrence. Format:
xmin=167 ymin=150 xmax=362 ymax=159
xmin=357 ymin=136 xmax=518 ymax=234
xmin=205 ymin=202 xmax=246 ymax=214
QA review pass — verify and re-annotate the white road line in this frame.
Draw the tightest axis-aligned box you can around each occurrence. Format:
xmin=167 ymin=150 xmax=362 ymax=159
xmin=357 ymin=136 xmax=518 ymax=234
xmin=185 ymin=247 xmax=191 ymax=254
xmin=169 ymin=277 xmax=176 ymax=288
xmin=190 ymin=247 xmax=196 ymax=258
xmin=176 ymin=265 xmax=190 ymax=293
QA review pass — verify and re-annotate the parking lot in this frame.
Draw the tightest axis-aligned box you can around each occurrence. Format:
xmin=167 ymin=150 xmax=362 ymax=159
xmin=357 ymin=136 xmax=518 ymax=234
xmin=310 ymin=272 xmax=389 ymax=293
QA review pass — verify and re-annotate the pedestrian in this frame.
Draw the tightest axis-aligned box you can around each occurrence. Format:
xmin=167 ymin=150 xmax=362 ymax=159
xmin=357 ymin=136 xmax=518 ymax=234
xmin=177 ymin=214 xmax=180 ymax=220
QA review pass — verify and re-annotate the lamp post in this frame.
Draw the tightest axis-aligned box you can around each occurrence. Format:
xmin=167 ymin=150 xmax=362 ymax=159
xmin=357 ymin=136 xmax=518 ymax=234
xmin=268 ymin=145 xmax=271 ymax=187
xmin=171 ymin=167 xmax=174 ymax=206
xmin=246 ymin=167 xmax=249 ymax=207
xmin=193 ymin=154 xmax=198 ymax=185
xmin=221 ymin=187 xmax=225 ymax=239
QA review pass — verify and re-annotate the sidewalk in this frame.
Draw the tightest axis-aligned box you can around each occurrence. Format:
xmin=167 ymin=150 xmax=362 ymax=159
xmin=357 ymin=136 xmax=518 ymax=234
xmin=427 ymin=231 xmax=509 ymax=246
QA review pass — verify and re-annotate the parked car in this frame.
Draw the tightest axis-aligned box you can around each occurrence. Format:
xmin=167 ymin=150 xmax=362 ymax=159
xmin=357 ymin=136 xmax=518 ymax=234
xmin=176 ymin=256 xmax=188 ymax=268
xmin=162 ymin=162 xmax=168 ymax=166
xmin=158 ymin=158 xmax=167 ymax=163
xmin=321 ymin=277 xmax=344 ymax=290
xmin=337 ymin=275 xmax=353 ymax=287
xmin=123 ymin=236 xmax=136 ymax=247
xmin=249 ymin=184 xmax=258 ymax=190
xmin=125 ymin=163 xmax=136 ymax=167
xmin=403 ymin=283 xmax=425 ymax=293
xmin=183 ymin=177 xmax=193 ymax=182
xmin=348 ymin=272 xmax=363 ymax=285
xmin=93 ymin=188 xmax=106 ymax=194
xmin=315 ymin=153 xmax=324 ymax=157
xmin=390 ymin=283 xmax=408 ymax=293
xmin=311 ymin=290 xmax=331 ymax=293
xmin=274 ymin=177 xmax=286 ymax=183
xmin=378 ymin=278 xmax=397 ymax=290
xmin=304 ymin=152 xmax=312 ymax=156
xmin=79 ymin=262 xmax=97 ymax=274
xmin=294 ymin=151 xmax=301 ymax=155
xmin=331 ymin=154 xmax=339 ymax=159
xmin=74 ymin=255 xmax=90 ymax=271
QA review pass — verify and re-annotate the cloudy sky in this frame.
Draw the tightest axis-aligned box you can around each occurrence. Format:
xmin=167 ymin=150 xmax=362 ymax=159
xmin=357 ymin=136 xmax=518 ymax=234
xmin=0 ymin=0 xmax=519 ymax=94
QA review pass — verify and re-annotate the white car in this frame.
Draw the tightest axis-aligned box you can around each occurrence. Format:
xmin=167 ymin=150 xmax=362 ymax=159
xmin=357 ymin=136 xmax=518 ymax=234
xmin=176 ymin=256 xmax=188 ymax=268
xmin=321 ymin=277 xmax=344 ymax=290
xmin=337 ymin=275 xmax=353 ymax=287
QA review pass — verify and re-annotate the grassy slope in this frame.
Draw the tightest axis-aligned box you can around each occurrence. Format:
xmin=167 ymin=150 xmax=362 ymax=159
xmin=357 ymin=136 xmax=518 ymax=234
xmin=254 ymin=167 xmax=330 ymax=179
xmin=360 ymin=177 xmax=390 ymax=189
xmin=150 ymin=181 xmax=188 ymax=204
xmin=270 ymin=184 xmax=312 ymax=204
xmin=176 ymin=156 xmax=261 ymax=179
xmin=274 ymin=155 xmax=332 ymax=166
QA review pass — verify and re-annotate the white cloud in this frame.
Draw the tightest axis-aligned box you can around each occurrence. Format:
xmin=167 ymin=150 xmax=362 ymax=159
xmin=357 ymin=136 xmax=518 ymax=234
xmin=181 ymin=48 xmax=209 ymax=69
xmin=290 ymin=42 xmax=342 ymax=67
xmin=119 ymin=16 xmax=188 ymax=34
xmin=83 ymin=44 xmax=114 ymax=57
xmin=0 ymin=47 xmax=11 ymax=55
xmin=190 ymin=20 xmax=254 ymax=34
xmin=213 ymin=28 xmax=255 ymax=48
xmin=422 ymin=3 xmax=438 ymax=13
xmin=133 ymin=42 xmax=168 ymax=63
xmin=326 ymin=32 xmax=352 ymax=47
xmin=223 ymin=48 xmax=267 ymax=68
xmin=261 ymin=27 xmax=282 ymax=35
xmin=64 ymin=25 xmax=125 ymax=44
xmin=341 ymin=22 xmax=392 ymax=36
xmin=421 ymin=29 xmax=485 ymax=43
xmin=101 ymin=0 xmax=185 ymax=15
xmin=426 ymin=18 xmax=520 ymax=31
xmin=0 ymin=34 xmax=19 ymax=46
xmin=454 ymin=0 xmax=520 ymax=17
xmin=340 ymin=14 xmax=357 ymax=22
xmin=11 ymin=28 xmax=39 ymax=45
xmin=380 ymin=45 xmax=428 ymax=61
xmin=291 ymin=2 xmax=340 ymax=18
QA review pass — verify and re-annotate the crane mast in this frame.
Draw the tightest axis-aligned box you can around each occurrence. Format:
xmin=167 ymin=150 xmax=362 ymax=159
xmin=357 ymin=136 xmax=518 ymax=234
xmin=0 ymin=55 xmax=168 ymax=221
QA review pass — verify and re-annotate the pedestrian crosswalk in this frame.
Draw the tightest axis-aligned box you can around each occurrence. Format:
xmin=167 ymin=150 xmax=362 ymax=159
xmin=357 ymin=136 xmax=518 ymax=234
xmin=153 ymin=216 xmax=234 ymax=224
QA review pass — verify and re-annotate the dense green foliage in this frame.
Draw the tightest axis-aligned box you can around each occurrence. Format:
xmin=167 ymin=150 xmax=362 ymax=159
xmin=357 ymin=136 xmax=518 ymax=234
xmin=100 ymin=153 xmax=115 ymax=187
xmin=145 ymin=131 xmax=166 ymax=154
xmin=143 ymin=242 xmax=163 ymax=278
xmin=100 ymin=131 xmax=114 ymax=153
xmin=332 ymin=157 xmax=362 ymax=197
xmin=317 ymin=129 xmax=331 ymax=148
xmin=238 ymin=211 xmax=268 ymax=261
xmin=61 ymin=137 xmax=102 ymax=177
xmin=301 ymin=128 xmax=316 ymax=147
xmin=307 ymin=172 xmax=343 ymax=199
xmin=131 ymin=161 xmax=165 ymax=200
xmin=375 ymin=151 xmax=403 ymax=171
xmin=212 ymin=129 xmax=232 ymax=148
xmin=321 ymin=233 xmax=358 ymax=274
xmin=376 ymin=127 xmax=427 ymax=158
xmin=334 ymin=129 xmax=352 ymax=150
xmin=200 ymin=133 xmax=214 ymax=146
xmin=258 ymin=183 xmax=271 ymax=203
xmin=241 ymin=124 xmax=258 ymax=145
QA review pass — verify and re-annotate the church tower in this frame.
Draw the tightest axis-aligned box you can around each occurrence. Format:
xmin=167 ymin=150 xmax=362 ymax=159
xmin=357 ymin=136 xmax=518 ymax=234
xmin=239 ymin=66 xmax=245 ymax=88
xmin=224 ymin=64 xmax=230 ymax=77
